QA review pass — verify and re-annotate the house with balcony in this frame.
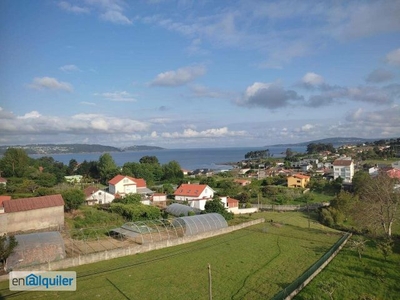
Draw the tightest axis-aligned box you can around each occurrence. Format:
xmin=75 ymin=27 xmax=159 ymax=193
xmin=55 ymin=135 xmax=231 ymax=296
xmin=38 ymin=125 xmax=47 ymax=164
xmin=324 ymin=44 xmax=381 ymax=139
xmin=287 ymin=174 xmax=310 ymax=188
xmin=333 ymin=158 xmax=354 ymax=183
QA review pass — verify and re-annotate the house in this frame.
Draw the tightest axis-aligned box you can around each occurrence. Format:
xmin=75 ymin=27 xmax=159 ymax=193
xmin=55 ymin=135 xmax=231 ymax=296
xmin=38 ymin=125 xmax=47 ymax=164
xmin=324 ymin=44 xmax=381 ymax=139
xmin=151 ymin=193 xmax=167 ymax=208
xmin=83 ymin=186 xmax=115 ymax=205
xmin=333 ymin=158 xmax=354 ymax=183
xmin=287 ymin=174 xmax=311 ymax=188
xmin=220 ymin=196 xmax=239 ymax=209
xmin=234 ymin=179 xmax=251 ymax=186
xmin=108 ymin=175 xmax=151 ymax=197
xmin=181 ymin=169 xmax=191 ymax=175
xmin=174 ymin=183 xmax=215 ymax=210
xmin=0 ymin=194 xmax=65 ymax=234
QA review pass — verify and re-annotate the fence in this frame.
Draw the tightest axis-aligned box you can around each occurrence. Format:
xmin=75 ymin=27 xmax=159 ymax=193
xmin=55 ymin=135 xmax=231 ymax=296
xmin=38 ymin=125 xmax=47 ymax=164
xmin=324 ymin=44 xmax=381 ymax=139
xmin=258 ymin=202 xmax=329 ymax=212
xmin=272 ymin=232 xmax=352 ymax=300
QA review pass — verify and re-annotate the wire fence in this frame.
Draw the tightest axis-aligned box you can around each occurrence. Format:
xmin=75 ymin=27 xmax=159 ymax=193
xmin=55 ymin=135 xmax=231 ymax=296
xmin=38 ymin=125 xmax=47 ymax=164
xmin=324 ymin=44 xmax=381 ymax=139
xmin=272 ymin=232 xmax=352 ymax=300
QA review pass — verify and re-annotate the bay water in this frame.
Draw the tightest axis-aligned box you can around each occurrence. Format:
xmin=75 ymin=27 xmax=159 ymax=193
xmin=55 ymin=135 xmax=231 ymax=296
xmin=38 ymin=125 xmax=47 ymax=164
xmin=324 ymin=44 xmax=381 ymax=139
xmin=30 ymin=146 xmax=306 ymax=171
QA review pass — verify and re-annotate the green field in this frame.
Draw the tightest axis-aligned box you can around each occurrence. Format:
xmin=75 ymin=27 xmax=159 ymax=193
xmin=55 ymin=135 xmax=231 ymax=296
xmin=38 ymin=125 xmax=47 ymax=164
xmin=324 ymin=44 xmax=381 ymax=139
xmin=297 ymin=236 xmax=400 ymax=300
xmin=0 ymin=212 xmax=341 ymax=300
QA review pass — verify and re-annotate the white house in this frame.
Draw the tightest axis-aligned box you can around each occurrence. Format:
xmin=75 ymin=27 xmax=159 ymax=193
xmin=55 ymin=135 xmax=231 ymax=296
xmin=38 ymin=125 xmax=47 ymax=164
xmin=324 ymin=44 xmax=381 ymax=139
xmin=83 ymin=186 xmax=115 ymax=205
xmin=151 ymin=193 xmax=168 ymax=208
xmin=108 ymin=175 xmax=147 ymax=197
xmin=333 ymin=158 xmax=354 ymax=183
xmin=174 ymin=183 xmax=215 ymax=210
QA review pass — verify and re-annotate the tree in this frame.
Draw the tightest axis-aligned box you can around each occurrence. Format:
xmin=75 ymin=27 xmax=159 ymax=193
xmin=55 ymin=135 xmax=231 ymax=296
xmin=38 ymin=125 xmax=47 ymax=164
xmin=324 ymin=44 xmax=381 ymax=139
xmin=352 ymin=171 xmax=371 ymax=195
xmin=354 ymin=173 xmax=399 ymax=237
xmin=62 ymin=189 xmax=85 ymax=211
xmin=0 ymin=235 xmax=18 ymax=268
xmin=67 ymin=159 xmax=78 ymax=175
xmin=204 ymin=197 xmax=233 ymax=220
xmin=161 ymin=161 xmax=183 ymax=182
xmin=349 ymin=236 xmax=367 ymax=260
xmin=113 ymin=194 xmax=142 ymax=205
xmin=139 ymin=156 xmax=159 ymax=165
xmin=330 ymin=191 xmax=358 ymax=220
xmin=98 ymin=153 xmax=119 ymax=183
xmin=0 ymin=148 xmax=30 ymax=177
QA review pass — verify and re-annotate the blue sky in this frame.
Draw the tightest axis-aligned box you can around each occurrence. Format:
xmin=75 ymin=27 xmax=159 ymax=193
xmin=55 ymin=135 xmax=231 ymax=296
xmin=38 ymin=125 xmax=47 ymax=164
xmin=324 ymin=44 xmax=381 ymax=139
xmin=1 ymin=0 xmax=399 ymax=149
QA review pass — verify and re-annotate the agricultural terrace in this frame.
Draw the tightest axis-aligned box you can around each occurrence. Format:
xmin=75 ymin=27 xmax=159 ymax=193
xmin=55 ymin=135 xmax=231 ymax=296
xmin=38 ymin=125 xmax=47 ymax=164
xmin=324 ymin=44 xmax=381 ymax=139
xmin=1 ymin=212 xmax=342 ymax=300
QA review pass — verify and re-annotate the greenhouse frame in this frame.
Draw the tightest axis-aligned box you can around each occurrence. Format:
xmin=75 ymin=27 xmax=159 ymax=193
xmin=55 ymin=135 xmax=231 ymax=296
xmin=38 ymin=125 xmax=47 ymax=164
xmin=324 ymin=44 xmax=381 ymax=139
xmin=110 ymin=213 xmax=228 ymax=244
xmin=5 ymin=231 xmax=66 ymax=271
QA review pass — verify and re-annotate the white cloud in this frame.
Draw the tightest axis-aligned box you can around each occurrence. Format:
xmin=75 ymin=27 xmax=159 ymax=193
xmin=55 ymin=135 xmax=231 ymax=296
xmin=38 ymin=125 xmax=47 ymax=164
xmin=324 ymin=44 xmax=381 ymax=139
xmin=161 ymin=127 xmax=246 ymax=139
xmin=386 ymin=48 xmax=400 ymax=66
xmin=100 ymin=10 xmax=132 ymax=25
xmin=85 ymin=0 xmax=132 ymax=25
xmin=189 ymin=84 xmax=228 ymax=99
xmin=60 ymin=64 xmax=81 ymax=72
xmin=301 ymin=72 xmax=325 ymax=87
xmin=80 ymin=101 xmax=96 ymax=106
xmin=237 ymin=82 xmax=303 ymax=109
xmin=58 ymin=1 xmax=90 ymax=14
xmin=17 ymin=111 xmax=41 ymax=119
xmin=151 ymin=65 xmax=206 ymax=86
xmin=94 ymin=91 xmax=136 ymax=102
xmin=301 ymin=124 xmax=314 ymax=131
xmin=28 ymin=77 xmax=73 ymax=92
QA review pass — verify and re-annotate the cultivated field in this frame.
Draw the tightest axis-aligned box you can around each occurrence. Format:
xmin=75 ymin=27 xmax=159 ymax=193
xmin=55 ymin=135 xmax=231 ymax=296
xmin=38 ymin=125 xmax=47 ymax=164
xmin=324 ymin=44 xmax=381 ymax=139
xmin=0 ymin=212 xmax=342 ymax=300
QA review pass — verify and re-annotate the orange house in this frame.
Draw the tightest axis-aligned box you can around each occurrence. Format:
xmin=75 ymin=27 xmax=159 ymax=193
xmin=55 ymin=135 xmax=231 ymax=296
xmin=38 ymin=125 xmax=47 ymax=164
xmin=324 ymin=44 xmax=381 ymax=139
xmin=287 ymin=174 xmax=310 ymax=188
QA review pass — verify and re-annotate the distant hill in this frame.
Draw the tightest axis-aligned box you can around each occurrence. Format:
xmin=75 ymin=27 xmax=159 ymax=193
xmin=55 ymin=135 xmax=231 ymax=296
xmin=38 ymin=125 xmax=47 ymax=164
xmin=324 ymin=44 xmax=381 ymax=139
xmin=268 ymin=137 xmax=379 ymax=148
xmin=0 ymin=144 xmax=165 ymax=155
xmin=123 ymin=145 xmax=164 ymax=151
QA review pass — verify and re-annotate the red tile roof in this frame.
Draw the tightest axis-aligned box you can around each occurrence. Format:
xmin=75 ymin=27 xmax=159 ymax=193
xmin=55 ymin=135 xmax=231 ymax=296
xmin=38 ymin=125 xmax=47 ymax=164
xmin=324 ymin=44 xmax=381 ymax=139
xmin=83 ymin=186 xmax=99 ymax=198
xmin=227 ymin=197 xmax=239 ymax=206
xmin=3 ymin=194 xmax=65 ymax=213
xmin=108 ymin=175 xmax=146 ymax=187
xmin=0 ymin=195 xmax=12 ymax=207
xmin=0 ymin=177 xmax=7 ymax=183
xmin=293 ymin=174 xmax=310 ymax=179
xmin=333 ymin=159 xmax=353 ymax=166
xmin=174 ymin=184 xmax=208 ymax=197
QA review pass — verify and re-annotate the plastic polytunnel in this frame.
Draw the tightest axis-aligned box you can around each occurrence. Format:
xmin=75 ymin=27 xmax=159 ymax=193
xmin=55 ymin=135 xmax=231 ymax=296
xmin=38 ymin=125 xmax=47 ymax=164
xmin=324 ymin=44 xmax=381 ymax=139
xmin=5 ymin=231 xmax=66 ymax=271
xmin=172 ymin=213 xmax=228 ymax=236
xmin=165 ymin=203 xmax=201 ymax=217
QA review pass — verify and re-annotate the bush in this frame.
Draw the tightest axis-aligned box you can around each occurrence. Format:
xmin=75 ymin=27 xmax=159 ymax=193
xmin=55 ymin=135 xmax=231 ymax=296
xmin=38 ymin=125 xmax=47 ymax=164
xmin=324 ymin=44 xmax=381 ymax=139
xmin=110 ymin=203 xmax=161 ymax=221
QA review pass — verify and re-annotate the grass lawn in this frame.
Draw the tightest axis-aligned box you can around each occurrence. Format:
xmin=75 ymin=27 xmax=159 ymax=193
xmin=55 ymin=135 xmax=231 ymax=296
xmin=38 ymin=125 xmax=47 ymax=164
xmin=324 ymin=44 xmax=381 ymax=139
xmin=0 ymin=212 xmax=341 ymax=300
xmin=297 ymin=236 xmax=400 ymax=300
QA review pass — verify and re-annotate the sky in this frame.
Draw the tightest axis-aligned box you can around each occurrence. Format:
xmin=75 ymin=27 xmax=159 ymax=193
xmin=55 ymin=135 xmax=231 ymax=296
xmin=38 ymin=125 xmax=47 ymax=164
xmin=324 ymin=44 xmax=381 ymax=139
xmin=0 ymin=0 xmax=400 ymax=149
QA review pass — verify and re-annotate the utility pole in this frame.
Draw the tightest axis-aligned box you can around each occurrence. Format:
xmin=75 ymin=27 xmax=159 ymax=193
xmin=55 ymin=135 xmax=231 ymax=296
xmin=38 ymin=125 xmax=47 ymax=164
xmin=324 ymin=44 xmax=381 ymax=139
xmin=208 ymin=263 xmax=212 ymax=300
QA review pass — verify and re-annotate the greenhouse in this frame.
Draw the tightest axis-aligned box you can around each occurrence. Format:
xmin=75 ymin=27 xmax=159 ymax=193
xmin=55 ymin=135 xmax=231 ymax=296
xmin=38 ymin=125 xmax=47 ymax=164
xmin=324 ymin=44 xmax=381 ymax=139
xmin=110 ymin=213 xmax=228 ymax=244
xmin=172 ymin=213 xmax=228 ymax=236
xmin=165 ymin=203 xmax=201 ymax=216
xmin=5 ymin=231 xmax=65 ymax=271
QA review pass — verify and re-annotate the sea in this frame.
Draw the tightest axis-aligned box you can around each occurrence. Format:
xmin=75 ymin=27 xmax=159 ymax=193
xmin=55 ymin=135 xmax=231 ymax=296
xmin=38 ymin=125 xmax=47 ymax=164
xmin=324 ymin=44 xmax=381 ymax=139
xmin=30 ymin=146 xmax=307 ymax=171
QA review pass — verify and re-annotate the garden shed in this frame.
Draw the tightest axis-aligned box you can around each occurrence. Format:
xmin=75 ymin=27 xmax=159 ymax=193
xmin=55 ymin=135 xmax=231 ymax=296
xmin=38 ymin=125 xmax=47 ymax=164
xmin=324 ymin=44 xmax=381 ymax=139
xmin=165 ymin=203 xmax=201 ymax=217
xmin=5 ymin=231 xmax=66 ymax=271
